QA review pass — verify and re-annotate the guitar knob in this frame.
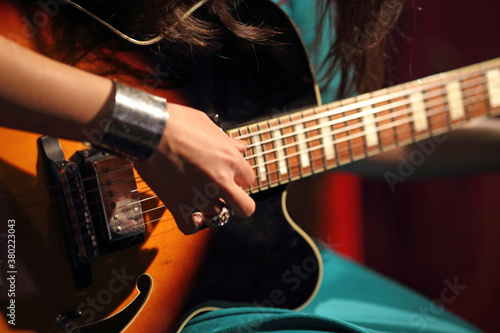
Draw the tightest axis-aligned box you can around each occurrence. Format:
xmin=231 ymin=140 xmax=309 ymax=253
xmin=54 ymin=308 xmax=82 ymax=327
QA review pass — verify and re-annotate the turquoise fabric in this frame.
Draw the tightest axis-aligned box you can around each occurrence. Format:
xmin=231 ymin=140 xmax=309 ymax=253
xmin=182 ymin=1 xmax=482 ymax=332
xmin=270 ymin=0 xmax=341 ymax=104
xmin=183 ymin=246 xmax=480 ymax=333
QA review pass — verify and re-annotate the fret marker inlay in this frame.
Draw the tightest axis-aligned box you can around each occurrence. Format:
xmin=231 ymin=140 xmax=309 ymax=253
xmin=273 ymin=130 xmax=288 ymax=175
xmin=445 ymin=80 xmax=465 ymax=120
xmin=253 ymin=134 xmax=267 ymax=182
xmin=410 ymin=91 xmax=428 ymax=131
xmin=294 ymin=123 xmax=310 ymax=168
xmin=319 ymin=116 xmax=335 ymax=160
xmin=486 ymin=68 xmax=500 ymax=108
xmin=362 ymin=107 xmax=378 ymax=147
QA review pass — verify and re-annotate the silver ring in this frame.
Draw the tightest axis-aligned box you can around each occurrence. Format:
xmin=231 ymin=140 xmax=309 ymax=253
xmin=202 ymin=206 xmax=232 ymax=228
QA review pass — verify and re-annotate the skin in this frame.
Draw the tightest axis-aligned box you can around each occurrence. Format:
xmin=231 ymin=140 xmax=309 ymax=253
xmin=1 ymin=32 xmax=499 ymax=234
xmin=0 ymin=34 xmax=256 ymax=235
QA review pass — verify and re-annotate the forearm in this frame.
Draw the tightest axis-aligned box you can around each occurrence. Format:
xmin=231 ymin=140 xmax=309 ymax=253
xmin=339 ymin=117 xmax=500 ymax=179
xmin=0 ymin=34 xmax=113 ymax=140
xmin=0 ymin=34 xmax=256 ymax=234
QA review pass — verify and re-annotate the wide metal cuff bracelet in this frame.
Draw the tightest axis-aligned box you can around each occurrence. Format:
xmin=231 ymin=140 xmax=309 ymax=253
xmin=99 ymin=81 xmax=168 ymax=162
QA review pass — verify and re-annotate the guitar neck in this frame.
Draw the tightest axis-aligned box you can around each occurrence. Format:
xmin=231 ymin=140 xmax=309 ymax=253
xmin=228 ymin=58 xmax=500 ymax=194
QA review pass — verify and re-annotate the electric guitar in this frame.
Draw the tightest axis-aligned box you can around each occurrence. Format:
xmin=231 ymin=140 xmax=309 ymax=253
xmin=0 ymin=1 xmax=499 ymax=332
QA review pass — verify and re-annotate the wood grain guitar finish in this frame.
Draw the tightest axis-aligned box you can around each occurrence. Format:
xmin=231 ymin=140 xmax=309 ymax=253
xmin=0 ymin=1 xmax=499 ymax=332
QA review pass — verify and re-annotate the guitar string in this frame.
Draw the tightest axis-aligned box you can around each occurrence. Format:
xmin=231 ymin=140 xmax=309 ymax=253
xmin=0 ymin=81 xmax=490 ymax=220
xmin=0 ymin=92 xmax=483 ymax=225
xmin=244 ymin=94 xmax=459 ymax=160
xmin=242 ymin=82 xmax=490 ymax=172
xmin=0 ymin=171 xmax=170 ymax=228
xmin=243 ymin=96 xmax=490 ymax=192
xmin=0 ymin=68 xmax=489 ymax=204
xmin=0 ymin=70 xmax=493 ymax=221
xmin=0 ymin=161 xmax=147 ymax=221
xmin=0 ymin=87 xmax=488 ymax=218
xmin=243 ymin=90 xmax=490 ymax=166
xmin=234 ymin=66 xmax=494 ymax=141
xmin=0 ymin=164 xmax=144 ymax=219
xmin=239 ymin=74 xmax=490 ymax=148
xmin=242 ymin=85 xmax=462 ymax=151
xmin=0 ymin=161 xmax=136 ymax=204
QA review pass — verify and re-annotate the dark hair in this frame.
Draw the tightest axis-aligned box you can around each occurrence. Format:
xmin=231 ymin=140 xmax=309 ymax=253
xmin=28 ymin=0 xmax=405 ymax=98
xmin=139 ymin=0 xmax=406 ymax=97
xmin=316 ymin=0 xmax=406 ymax=97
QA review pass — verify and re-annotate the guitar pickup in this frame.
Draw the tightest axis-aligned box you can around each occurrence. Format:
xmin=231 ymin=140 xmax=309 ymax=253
xmin=39 ymin=137 xmax=146 ymax=289
xmin=92 ymin=157 xmax=145 ymax=241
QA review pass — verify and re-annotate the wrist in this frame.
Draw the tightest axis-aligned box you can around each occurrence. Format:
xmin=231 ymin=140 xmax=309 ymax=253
xmin=94 ymin=80 xmax=168 ymax=162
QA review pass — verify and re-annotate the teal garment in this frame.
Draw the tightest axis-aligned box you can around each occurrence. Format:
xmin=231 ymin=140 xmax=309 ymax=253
xmin=183 ymin=246 xmax=480 ymax=333
xmin=270 ymin=0 xmax=340 ymax=104
xmin=182 ymin=1 xmax=482 ymax=332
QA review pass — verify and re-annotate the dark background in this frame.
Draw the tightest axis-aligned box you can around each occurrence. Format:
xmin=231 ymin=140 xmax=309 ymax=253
xmin=320 ymin=1 xmax=500 ymax=332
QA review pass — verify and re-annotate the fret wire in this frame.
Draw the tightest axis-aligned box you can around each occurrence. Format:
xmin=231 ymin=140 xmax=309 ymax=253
xmin=443 ymin=82 xmax=453 ymax=133
xmin=243 ymin=91 xmax=487 ymax=162
xmin=278 ymin=116 xmax=291 ymax=184
xmin=345 ymin=101 xmax=355 ymax=163
xmin=304 ymin=111 xmax=317 ymax=173
xmin=246 ymin=113 xmax=453 ymax=193
xmin=238 ymin=127 xmax=254 ymax=194
xmin=10 ymin=64 xmax=495 ymax=204
xmin=241 ymin=77 xmax=488 ymax=151
xmin=294 ymin=113 xmax=306 ymax=178
xmin=304 ymin=111 xmax=314 ymax=172
xmin=388 ymin=90 xmax=399 ymax=148
xmin=360 ymin=92 xmax=377 ymax=157
xmin=268 ymin=120 xmax=278 ymax=184
xmin=360 ymin=93 xmax=375 ymax=156
xmin=259 ymin=122 xmax=270 ymax=186
xmin=438 ymin=75 xmax=452 ymax=132
xmin=272 ymin=121 xmax=282 ymax=182
xmin=247 ymin=94 xmax=490 ymax=175
xmin=374 ymin=92 xmax=385 ymax=153
xmin=421 ymin=80 xmax=434 ymax=136
xmin=250 ymin=126 xmax=264 ymax=191
xmin=235 ymin=65 xmax=494 ymax=142
xmin=460 ymin=68 xmax=474 ymax=123
xmin=248 ymin=76 xmax=490 ymax=156
xmin=246 ymin=59 xmax=500 ymax=191
xmin=316 ymin=105 xmax=329 ymax=170
xmin=478 ymin=66 xmax=493 ymax=118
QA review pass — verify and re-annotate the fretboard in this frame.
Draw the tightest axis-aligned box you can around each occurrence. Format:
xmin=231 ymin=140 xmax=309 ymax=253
xmin=227 ymin=58 xmax=500 ymax=194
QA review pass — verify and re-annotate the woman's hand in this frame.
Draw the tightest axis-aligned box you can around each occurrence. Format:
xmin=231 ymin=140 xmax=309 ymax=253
xmin=0 ymin=34 xmax=255 ymax=234
xmin=136 ymin=103 xmax=256 ymax=234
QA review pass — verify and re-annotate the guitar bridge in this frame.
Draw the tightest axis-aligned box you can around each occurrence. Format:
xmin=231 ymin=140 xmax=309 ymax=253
xmin=59 ymin=161 xmax=99 ymax=263
xmin=39 ymin=136 xmax=145 ymax=289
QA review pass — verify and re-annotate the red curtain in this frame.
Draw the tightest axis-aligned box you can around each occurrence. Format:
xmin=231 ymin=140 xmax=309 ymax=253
xmin=321 ymin=1 xmax=500 ymax=331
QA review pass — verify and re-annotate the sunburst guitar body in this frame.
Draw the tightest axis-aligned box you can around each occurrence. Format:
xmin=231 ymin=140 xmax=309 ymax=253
xmin=0 ymin=0 xmax=324 ymax=332
xmin=1 ymin=1 xmax=500 ymax=332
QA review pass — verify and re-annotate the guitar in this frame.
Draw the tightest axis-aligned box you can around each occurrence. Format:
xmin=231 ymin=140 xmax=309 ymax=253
xmin=1 ymin=1 xmax=500 ymax=332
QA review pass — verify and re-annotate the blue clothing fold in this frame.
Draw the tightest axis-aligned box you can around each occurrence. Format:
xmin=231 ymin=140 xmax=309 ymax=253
xmin=182 ymin=1 xmax=481 ymax=332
